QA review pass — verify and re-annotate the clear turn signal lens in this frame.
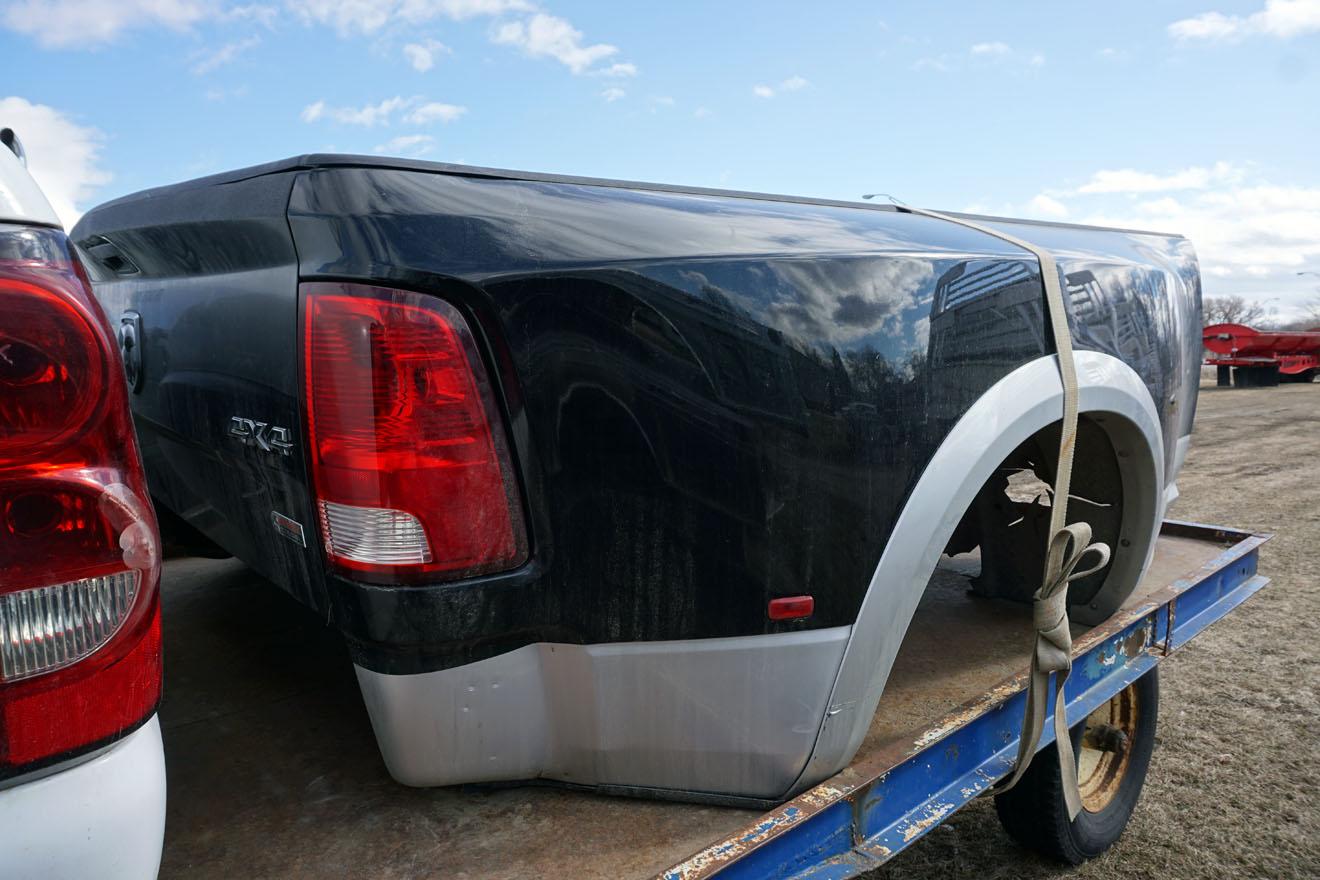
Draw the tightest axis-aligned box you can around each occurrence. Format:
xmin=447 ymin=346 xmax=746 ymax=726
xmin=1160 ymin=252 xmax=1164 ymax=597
xmin=318 ymin=500 xmax=433 ymax=566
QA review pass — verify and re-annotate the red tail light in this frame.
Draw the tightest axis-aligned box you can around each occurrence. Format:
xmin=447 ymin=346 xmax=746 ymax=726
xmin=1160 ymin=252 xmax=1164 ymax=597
xmin=301 ymin=282 xmax=527 ymax=584
xmin=0 ymin=226 xmax=161 ymax=776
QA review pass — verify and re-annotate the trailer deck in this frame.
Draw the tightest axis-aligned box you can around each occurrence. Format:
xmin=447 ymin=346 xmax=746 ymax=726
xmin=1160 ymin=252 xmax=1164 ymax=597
xmin=662 ymin=521 xmax=1268 ymax=878
xmin=159 ymin=520 xmax=1267 ymax=879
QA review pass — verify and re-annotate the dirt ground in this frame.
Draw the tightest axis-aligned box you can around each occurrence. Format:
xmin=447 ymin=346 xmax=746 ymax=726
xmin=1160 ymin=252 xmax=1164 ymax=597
xmin=864 ymin=381 xmax=1320 ymax=880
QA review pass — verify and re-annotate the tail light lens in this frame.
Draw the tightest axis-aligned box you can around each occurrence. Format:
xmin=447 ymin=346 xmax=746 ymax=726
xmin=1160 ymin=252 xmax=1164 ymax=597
xmin=302 ymin=282 xmax=527 ymax=584
xmin=0 ymin=226 xmax=161 ymax=777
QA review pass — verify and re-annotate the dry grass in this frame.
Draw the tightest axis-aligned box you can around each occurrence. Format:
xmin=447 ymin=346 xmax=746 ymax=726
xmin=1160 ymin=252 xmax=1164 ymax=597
xmin=862 ymin=382 xmax=1320 ymax=879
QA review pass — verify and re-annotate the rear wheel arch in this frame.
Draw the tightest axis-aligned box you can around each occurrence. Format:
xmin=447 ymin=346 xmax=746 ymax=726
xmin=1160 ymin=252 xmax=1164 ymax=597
xmin=788 ymin=351 xmax=1165 ymax=795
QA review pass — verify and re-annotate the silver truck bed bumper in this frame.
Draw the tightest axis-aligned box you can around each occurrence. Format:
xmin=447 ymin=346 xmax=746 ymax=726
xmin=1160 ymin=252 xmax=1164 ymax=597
xmin=355 ymin=626 xmax=850 ymax=801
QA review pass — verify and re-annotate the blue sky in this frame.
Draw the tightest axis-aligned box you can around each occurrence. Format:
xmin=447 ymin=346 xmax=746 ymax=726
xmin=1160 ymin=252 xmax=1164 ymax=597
xmin=3 ymin=0 xmax=1319 ymax=317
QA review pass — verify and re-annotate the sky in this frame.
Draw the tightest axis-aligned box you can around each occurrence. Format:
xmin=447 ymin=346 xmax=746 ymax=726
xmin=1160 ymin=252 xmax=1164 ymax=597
xmin=3 ymin=0 xmax=1319 ymax=318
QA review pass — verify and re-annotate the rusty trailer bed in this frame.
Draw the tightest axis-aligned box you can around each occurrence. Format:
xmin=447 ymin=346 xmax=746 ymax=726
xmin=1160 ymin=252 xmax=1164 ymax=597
xmin=159 ymin=520 xmax=1267 ymax=879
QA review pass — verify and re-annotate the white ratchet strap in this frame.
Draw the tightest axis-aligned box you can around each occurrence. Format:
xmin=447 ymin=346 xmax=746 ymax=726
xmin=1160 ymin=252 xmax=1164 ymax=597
xmin=895 ymin=204 xmax=1112 ymax=819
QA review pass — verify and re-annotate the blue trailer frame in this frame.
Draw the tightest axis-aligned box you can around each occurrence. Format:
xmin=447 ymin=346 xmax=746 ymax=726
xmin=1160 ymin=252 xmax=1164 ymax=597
xmin=659 ymin=520 xmax=1270 ymax=880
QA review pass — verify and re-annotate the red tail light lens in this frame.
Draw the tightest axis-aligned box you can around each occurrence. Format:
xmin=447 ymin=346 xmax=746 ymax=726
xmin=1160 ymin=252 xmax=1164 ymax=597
xmin=0 ymin=277 xmax=105 ymax=464
xmin=302 ymin=282 xmax=527 ymax=583
xmin=0 ymin=226 xmax=161 ymax=777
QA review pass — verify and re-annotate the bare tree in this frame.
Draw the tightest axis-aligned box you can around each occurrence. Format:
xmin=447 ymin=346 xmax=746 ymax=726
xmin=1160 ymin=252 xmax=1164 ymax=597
xmin=1269 ymin=297 xmax=1320 ymax=331
xmin=1297 ymin=297 xmax=1320 ymax=330
xmin=1298 ymin=295 xmax=1320 ymax=327
xmin=1203 ymin=295 xmax=1270 ymax=327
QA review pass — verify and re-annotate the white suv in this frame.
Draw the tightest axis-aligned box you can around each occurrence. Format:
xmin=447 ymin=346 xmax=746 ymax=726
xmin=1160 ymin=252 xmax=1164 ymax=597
xmin=0 ymin=129 xmax=166 ymax=879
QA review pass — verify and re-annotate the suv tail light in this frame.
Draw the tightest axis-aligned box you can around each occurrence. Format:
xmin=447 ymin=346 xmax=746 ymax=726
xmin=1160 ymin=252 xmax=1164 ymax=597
xmin=301 ymin=282 xmax=527 ymax=584
xmin=0 ymin=226 xmax=161 ymax=777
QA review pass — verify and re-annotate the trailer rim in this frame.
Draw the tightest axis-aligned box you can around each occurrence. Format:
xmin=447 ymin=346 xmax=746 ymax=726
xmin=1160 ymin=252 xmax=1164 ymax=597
xmin=1077 ymin=682 xmax=1141 ymax=813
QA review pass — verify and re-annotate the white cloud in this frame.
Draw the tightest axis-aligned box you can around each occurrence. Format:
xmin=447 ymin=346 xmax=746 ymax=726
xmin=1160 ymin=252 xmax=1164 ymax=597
xmin=429 ymin=0 xmax=529 ymax=18
xmin=917 ymin=44 xmax=1043 ymax=72
xmin=403 ymin=101 xmax=465 ymax=124
xmin=3 ymin=0 xmax=633 ymax=74
xmin=191 ymin=34 xmax=261 ymax=74
xmin=912 ymin=54 xmax=952 ymax=72
xmin=693 ymin=106 xmax=712 ymax=118
xmin=592 ymin=61 xmax=637 ymax=77
xmin=349 ymin=98 xmax=406 ymax=126
xmin=222 ymin=3 xmax=277 ymax=26
xmin=1169 ymin=0 xmax=1320 ymax=41
xmin=1027 ymin=194 xmax=1069 ymax=218
xmin=300 ymin=96 xmax=409 ymax=126
xmin=285 ymin=0 xmax=531 ymax=36
xmin=286 ymin=0 xmax=389 ymax=33
xmin=2 ymin=0 xmax=216 ymax=48
xmin=0 ymin=96 xmax=110 ymax=227
xmin=373 ymin=133 xmax=435 ymax=156
xmin=1170 ymin=11 xmax=1245 ymax=40
xmin=600 ymin=87 xmax=625 ymax=102
xmin=752 ymin=75 xmax=808 ymax=98
xmin=1074 ymin=161 xmax=1242 ymax=194
xmin=490 ymin=13 xmax=617 ymax=73
xmin=1019 ymin=162 xmax=1320 ymax=317
xmin=284 ymin=2 xmax=630 ymax=76
xmin=1085 ymin=185 xmax=1320 ymax=281
xmin=492 ymin=12 xmax=617 ymax=73
xmin=301 ymin=96 xmax=465 ymax=126
xmin=402 ymin=38 xmax=450 ymax=71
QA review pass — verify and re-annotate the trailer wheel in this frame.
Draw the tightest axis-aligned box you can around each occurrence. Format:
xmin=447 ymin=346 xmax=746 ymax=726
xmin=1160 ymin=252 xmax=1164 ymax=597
xmin=994 ymin=669 xmax=1158 ymax=864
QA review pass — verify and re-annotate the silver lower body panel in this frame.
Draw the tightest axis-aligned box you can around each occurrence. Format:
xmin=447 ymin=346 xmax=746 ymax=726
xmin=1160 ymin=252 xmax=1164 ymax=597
xmin=355 ymin=626 xmax=850 ymax=801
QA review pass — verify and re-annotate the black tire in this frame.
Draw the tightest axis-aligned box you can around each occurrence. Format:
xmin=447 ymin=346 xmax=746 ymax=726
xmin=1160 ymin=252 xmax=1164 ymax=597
xmin=994 ymin=669 xmax=1159 ymax=864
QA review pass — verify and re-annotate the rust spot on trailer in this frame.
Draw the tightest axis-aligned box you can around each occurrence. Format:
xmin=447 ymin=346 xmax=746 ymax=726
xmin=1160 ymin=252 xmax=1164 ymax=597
xmin=799 ymin=783 xmax=852 ymax=809
xmin=909 ymin=677 xmax=1024 ymax=753
xmin=959 ymin=771 xmax=994 ymax=800
xmin=900 ymin=801 xmax=955 ymax=842
xmin=663 ymin=780 xmax=860 ymax=880
xmin=662 ymin=809 xmax=803 ymax=879
xmin=1085 ymin=623 xmax=1152 ymax=678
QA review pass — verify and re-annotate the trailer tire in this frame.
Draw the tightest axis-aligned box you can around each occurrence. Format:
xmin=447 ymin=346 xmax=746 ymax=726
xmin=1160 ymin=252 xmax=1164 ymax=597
xmin=994 ymin=668 xmax=1158 ymax=864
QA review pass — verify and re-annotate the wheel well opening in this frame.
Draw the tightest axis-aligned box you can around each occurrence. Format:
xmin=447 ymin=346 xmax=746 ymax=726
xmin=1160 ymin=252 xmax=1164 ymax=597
xmin=941 ymin=414 xmax=1126 ymax=607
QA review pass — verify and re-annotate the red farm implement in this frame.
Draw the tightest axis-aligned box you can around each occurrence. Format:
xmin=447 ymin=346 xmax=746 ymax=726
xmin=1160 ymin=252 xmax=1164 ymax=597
xmin=1204 ymin=322 xmax=1320 ymax=387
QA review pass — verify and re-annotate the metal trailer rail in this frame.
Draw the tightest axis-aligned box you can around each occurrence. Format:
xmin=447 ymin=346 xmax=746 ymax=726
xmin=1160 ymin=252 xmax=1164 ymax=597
xmin=660 ymin=520 xmax=1270 ymax=879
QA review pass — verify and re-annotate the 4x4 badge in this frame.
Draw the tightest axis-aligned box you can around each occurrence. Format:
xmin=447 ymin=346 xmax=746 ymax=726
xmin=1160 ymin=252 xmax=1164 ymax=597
xmin=229 ymin=416 xmax=294 ymax=456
